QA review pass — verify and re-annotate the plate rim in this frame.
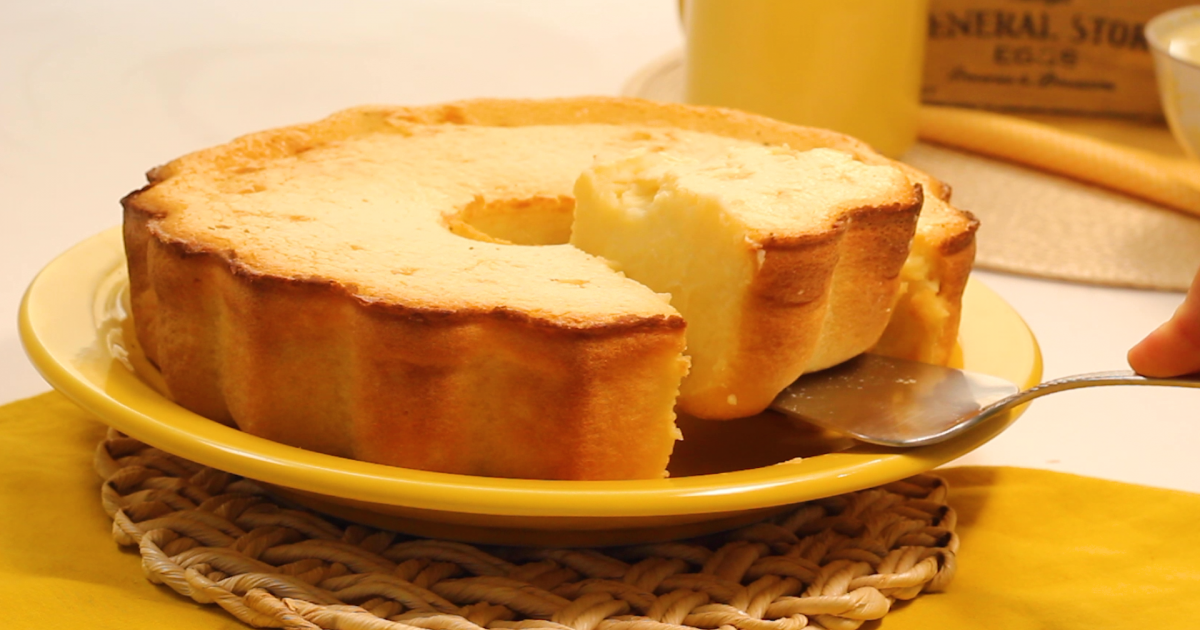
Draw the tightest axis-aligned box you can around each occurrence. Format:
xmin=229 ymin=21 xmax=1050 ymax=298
xmin=20 ymin=227 xmax=1043 ymax=519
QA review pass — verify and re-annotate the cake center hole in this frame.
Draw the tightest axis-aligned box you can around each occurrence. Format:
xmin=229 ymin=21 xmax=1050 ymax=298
xmin=444 ymin=195 xmax=575 ymax=245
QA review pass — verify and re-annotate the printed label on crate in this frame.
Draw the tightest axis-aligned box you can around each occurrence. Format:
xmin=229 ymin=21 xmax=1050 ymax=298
xmin=922 ymin=0 xmax=1188 ymax=118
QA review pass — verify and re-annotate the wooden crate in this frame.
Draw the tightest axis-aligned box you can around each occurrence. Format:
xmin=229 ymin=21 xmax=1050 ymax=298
xmin=922 ymin=0 xmax=1190 ymax=119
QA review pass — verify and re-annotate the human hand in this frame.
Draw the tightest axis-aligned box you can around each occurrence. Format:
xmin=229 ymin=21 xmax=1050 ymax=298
xmin=1127 ymin=267 xmax=1200 ymax=377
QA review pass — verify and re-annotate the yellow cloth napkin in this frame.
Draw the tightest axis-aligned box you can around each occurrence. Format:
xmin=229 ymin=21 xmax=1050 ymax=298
xmin=0 ymin=393 xmax=234 ymax=628
xmin=888 ymin=466 xmax=1200 ymax=629
xmin=3 ymin=391 xmax=1200 ymax=629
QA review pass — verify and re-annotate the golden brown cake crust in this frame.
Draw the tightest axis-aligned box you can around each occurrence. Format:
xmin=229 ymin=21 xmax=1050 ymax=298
xmin=122 ymin=96 xmax=977 ymax=479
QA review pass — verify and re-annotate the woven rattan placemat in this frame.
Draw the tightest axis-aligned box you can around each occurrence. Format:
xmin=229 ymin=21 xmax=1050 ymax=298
xmin=95 ymin=428 xmax=958 ymax=630
xmin=622 ymin=51 xmax=1200 ymax=293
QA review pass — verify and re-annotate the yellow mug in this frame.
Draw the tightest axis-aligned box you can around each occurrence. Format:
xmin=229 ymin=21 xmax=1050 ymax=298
xmin=682 ymin=0 xmax=929 ymax=158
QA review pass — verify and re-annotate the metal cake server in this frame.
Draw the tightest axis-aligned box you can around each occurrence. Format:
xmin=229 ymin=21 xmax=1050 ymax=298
xmin=770 ymin=354 xmax=1200 ymax=448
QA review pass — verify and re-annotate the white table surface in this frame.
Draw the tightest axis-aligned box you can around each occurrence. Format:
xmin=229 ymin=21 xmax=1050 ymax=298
xmin=2 ymin=1 xmax=1195 ymax=493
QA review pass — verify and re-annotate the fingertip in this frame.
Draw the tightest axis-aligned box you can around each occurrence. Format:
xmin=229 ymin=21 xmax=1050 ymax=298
xmin=1129 ymin=266 xmax=1200 ymax=378
xmin=1128 ymin=322 xmax=1200 ymax=378
xmin=1127 ymin=332 xmax=1162 ymax=377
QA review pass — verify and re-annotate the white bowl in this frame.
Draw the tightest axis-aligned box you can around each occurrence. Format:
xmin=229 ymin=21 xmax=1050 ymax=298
xmin=1147 ymin=5 xmax=1200 ymax=159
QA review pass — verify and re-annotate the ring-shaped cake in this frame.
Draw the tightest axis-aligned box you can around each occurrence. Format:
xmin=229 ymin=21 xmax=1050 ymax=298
xmin=122 ymin=98 xmax=977 ymax=480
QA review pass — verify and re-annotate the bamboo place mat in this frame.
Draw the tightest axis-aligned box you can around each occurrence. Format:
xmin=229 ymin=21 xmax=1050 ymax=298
xmin=623 ymin=51 xmax=1200 ymax=293
xmin=96 ymin=428 xmax=958 ymax=630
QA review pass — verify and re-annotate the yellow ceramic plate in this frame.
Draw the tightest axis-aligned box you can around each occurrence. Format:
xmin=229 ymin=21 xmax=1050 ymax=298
xmin=21 ymin=228 xmax=1042 ymax=546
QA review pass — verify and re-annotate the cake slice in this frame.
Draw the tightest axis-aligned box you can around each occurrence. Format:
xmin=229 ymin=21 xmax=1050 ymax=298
xmin=572 ymin=145 xmax=923 ymax=418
